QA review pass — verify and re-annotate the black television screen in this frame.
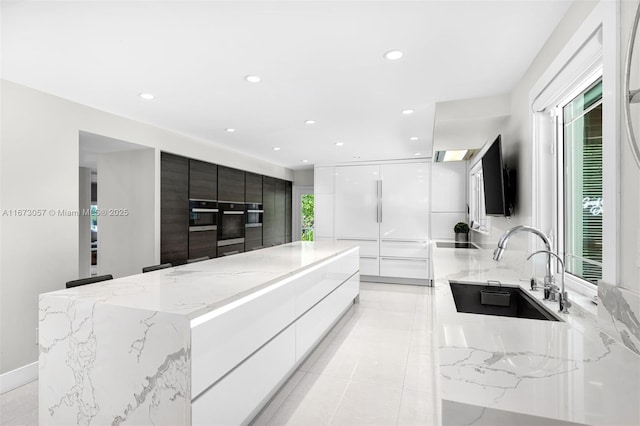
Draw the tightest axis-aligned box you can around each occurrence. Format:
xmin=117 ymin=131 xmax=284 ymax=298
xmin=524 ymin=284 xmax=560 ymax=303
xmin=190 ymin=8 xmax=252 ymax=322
xmin=481 ymin=135 xmax=511 ymax=216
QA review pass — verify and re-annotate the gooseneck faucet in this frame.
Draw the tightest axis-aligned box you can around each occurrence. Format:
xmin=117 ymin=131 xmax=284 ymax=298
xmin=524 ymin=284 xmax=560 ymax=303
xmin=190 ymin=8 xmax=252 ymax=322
xmin=493 ymin=225 xmax=554 ymax=290
xmin=527 ymin=250 xmax=570 ymax=313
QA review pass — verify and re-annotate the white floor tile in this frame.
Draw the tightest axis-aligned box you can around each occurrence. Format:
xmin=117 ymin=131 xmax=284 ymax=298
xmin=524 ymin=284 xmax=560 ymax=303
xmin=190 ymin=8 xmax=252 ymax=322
xmin=397 ymin=388 xmax=438 ymax=426
xmin=329 ymin=379 xmax=403 ymax=426
xmin=0 ymin=380 xmax=38 ymax=426
xmin=266 ymin=373 xmax=350 ymax=426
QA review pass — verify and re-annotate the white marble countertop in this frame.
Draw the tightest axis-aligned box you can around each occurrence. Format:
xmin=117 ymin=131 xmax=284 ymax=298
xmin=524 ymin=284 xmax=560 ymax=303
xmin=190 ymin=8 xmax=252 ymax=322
xmin=433 ymin=242 xmax=640 ymax=426
xmin=43 ymin=241 xmax=358 ymax=321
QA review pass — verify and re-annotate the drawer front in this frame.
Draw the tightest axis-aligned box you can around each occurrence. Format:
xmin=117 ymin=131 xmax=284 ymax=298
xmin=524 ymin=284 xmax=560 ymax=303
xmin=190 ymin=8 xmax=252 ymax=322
xmin=295 ymin=249 xmax=358 ymax=315
xmin=191 ymin=283 xmax=296 ymax=397
xmin=380 ymin=239 xmax=428 ymax=258
xmin=218 ymin=242 xmax=245 ymax=256
xmin=192 ymin=327 xmax=296 ymax=426
xmin=359 ymin=255 xmax=379 ymax=276
xmin=380 ymin=257 xmax=430 ymax=279
xmin=295 ymin=274 xmax=359 ymax=361
xmin=336 ymin=238 xmax=378 ymax=257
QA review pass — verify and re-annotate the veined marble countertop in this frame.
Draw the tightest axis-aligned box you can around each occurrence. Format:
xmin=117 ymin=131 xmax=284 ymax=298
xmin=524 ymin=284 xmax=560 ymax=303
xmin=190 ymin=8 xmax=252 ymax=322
xmin=433 ymin=242 xmax=640 ymax=426
xmin=43 ymin=240 xmax=358 ymax=321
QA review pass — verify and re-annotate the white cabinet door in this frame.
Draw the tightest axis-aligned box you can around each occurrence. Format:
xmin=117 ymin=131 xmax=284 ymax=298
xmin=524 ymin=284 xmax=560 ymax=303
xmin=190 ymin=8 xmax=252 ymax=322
xmin=431 ymin=161 xmax=467 ymax=212
xmin=314 ymin=166 xmax=335 ymax=194
xmin=334 ymin=165 xmax=380 ymax=240
xmin=314 ymin=193 xmax=334 ymax=239
xmin=380 ymin=163 xmax=429 ymax=240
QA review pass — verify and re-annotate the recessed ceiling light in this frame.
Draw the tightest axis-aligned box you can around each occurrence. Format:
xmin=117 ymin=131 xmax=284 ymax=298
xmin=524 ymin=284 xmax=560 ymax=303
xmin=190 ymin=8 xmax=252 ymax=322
xmin=414 ymin=152 xmax=422 ymax=156
xmin=384 ymin=50 xmax=403 ymax=61
xmin=139 ymin=93 xmax=154 ymax=100
xmin=410 ymin=136 xmax=419 ymax=141
xmin=302 ymin=159 xmax=309 ymax=163
xmin=402 ymin=109 xmax=414 ymax=115
xmin=245 ymin=75 xmax=262 ymax=83
xmin=273 ymin=147 xmax=281 ymax=151
xmin=304 ymin=120 xmax=316 ymax=125
xmin=335 ymin=142 xmax=344 ymax=147
xmin=353 ymin=156 xmax=361 ymax=159
xmin=225 ymin=128 xmax=236 ymax=133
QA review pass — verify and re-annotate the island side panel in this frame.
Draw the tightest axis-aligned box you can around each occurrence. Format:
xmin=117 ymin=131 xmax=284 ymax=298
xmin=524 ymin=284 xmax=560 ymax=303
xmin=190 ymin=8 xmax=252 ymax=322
xmin=39 ymin=294 xmax=191 ymax=425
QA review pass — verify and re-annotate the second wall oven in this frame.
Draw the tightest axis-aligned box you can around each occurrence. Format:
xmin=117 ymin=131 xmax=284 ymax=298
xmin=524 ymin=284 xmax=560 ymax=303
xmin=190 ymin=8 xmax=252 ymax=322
xmin=218 ymin=202 xmax=245 ymax=255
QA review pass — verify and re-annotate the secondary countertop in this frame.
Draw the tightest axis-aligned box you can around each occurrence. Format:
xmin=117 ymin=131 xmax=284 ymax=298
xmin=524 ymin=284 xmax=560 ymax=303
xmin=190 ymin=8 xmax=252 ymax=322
xmin=41 ymin=240 xmax=358 ymax=321
xmin=433 ymin=242 xmax=640 ymax=426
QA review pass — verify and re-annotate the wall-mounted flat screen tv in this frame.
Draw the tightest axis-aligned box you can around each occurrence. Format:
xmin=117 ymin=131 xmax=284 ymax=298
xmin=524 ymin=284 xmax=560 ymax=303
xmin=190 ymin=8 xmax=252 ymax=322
xmin=481 ymin=135 xmax=513 ymax=216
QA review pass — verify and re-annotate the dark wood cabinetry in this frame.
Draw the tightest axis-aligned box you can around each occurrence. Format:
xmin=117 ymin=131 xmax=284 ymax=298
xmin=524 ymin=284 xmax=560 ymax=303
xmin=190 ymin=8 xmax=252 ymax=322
xmin=263 ymin=177 xmax=289 ymax=247
xmin=245 ymin=172 xmax=263 ymax=203
xmin=262 ymin=177 xmax=276 ymax=247
xmin=188 ymin=230 xmax=217 ymax=260
xmin=274 ymin=179 xmax=286 ymax=245
xmin=161 ymin=152 xmax=291 ymax=260
xmin=161 ymin=152 xmax=189 ymax=265
xmin=218 ymin=166 xmax=245 ymax=203
xmin=285 ymin=181 xmax=292 ymax=242
xmin=189 ymin=160 xmax=217 ymax=200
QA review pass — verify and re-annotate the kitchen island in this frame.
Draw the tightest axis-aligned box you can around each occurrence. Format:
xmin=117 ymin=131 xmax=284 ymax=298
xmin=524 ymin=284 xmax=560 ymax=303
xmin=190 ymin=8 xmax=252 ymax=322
xmin=39 ymin=241 xmax=359 ymax=425
xmin=433 ymin=242 xmax=640 ymax=425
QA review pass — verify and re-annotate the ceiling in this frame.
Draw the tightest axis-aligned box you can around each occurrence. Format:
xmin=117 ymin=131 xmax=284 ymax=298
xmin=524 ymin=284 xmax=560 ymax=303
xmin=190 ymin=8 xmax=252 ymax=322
xmin=1 ymin=1 xmax=572 ymax=170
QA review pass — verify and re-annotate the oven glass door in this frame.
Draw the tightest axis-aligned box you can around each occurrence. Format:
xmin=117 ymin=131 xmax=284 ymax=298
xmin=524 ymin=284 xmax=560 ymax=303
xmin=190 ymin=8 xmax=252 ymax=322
xmin=245 ymin=203 xmax=263 ymax=227
xmin=219 ymin=203 xmax=245 ymax=241
xmin=189 ymin=200 xmax=218 ymax=229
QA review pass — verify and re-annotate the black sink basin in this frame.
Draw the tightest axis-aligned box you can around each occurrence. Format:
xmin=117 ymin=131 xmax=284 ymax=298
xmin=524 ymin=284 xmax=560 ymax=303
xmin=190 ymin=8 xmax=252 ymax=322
xmin=449 ymin=281 xmax=559 ymax=321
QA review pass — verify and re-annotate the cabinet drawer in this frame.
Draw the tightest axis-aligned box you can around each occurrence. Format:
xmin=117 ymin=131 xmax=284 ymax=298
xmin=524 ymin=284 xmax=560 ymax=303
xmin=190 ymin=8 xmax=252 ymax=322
xmin=192 ymin=327 xmax=296 ymax=426
xmin=359 ymin=256 xmax=379 ymax=276
xmin=295 ymin=274 xmax=359 ymax=361
xmin=295 ymin=250 xmax=358 ymax=315
xmin=218 ymin=242 xmax=244 ymax=256
xmin=380 ymin=239 xmax=428 ymax=258
xmin=336 ymin=238 xmax=378 ymax=257
xmin=245 ymin=239 xmax=263 ymax=252
xmin=190 ymin=283 xmax=296 ymax=397
xmin=380 ymin=257 xmax=429 ymax=279
xmin=188 ymin=230 xmax=217 ymax=259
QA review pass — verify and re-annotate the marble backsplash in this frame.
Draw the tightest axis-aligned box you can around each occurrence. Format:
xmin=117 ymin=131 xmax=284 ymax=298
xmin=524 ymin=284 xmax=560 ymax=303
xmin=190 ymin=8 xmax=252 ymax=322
xmin=598 ymin=281 xmax=640 ymax=356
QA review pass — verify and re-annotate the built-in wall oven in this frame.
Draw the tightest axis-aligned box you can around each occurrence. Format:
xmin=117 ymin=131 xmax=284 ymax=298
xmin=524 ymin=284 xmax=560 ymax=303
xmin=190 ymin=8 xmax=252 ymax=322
xmin=245 ymin=203 xmax=263 ymax=228
xmin=189 ymin=199 xmax=218 ymax=231
xmin=218 ymin=202 xmax=245 ymax=255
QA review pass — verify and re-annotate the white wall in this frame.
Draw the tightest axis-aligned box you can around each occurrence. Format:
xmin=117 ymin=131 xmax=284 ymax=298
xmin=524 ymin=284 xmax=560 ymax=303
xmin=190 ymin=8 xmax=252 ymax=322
xmin=471 ymin=0 xmax=599 ymax=250
xmin=293 ymin=169 xmax=314 ymax=187
xmin=98 ymin=149 xmax=156 ymax=278
xmin=0 ymin=80 xmax=293 ymax=375
xmin=78 ymin=167 xmax=92 ymax=278
xmin=430 ymin=161 xmax=468 ymax=240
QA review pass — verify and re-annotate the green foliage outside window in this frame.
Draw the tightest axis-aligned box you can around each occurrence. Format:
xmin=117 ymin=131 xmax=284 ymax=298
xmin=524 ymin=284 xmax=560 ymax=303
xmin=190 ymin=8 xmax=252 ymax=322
xmin=301 ymin=194 xmax=314 ymax=241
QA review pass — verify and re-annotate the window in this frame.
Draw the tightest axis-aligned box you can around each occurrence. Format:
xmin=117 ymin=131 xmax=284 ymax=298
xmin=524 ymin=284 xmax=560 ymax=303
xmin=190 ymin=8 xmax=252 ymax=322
xmin=559 ymin=79 xmax=603 ymax=285
xmin=468 ymin=161 xmax=488 ymax=232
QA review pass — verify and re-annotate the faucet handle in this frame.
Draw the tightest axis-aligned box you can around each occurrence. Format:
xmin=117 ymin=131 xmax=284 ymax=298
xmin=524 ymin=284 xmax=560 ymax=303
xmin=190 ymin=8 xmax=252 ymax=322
xmin=559 ymin=291 xmax=571 ymax=313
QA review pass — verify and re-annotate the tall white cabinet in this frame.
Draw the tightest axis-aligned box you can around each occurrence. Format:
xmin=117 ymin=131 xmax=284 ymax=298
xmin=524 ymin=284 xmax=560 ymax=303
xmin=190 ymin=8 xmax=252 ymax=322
xmin=315 ymin=161 xmax=431 ymax=284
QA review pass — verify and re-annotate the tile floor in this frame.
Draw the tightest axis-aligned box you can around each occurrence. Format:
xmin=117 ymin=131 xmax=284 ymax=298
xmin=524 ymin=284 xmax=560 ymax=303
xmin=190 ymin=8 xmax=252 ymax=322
xmin=0 ymin=282 xmax=439 ymax=426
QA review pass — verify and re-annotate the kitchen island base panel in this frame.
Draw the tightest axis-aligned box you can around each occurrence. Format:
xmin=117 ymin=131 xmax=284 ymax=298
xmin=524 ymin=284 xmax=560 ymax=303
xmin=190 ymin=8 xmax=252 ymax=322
xmin=39 ymin=297 xmax=191 ymax=426
xmin=192 ymin=274 xmax=359 ymax=425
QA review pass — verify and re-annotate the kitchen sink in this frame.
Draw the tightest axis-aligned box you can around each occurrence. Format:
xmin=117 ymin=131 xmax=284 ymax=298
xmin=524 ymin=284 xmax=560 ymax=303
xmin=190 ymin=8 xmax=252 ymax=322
xmin=449 ymin=281 xmax=560 ymax=321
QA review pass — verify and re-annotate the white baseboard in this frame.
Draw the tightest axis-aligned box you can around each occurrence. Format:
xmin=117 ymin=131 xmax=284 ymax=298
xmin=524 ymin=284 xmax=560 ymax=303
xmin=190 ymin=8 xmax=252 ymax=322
xmin=0 ymin=361 xmax=38 ymax=394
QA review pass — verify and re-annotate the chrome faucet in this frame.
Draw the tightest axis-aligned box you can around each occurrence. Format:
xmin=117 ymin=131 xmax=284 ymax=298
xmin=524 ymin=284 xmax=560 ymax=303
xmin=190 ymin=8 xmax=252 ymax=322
xmin=493 ymin=225 xmax=554 ymax=289
xmin=527 ymin=250 xmax=570 ymax=313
